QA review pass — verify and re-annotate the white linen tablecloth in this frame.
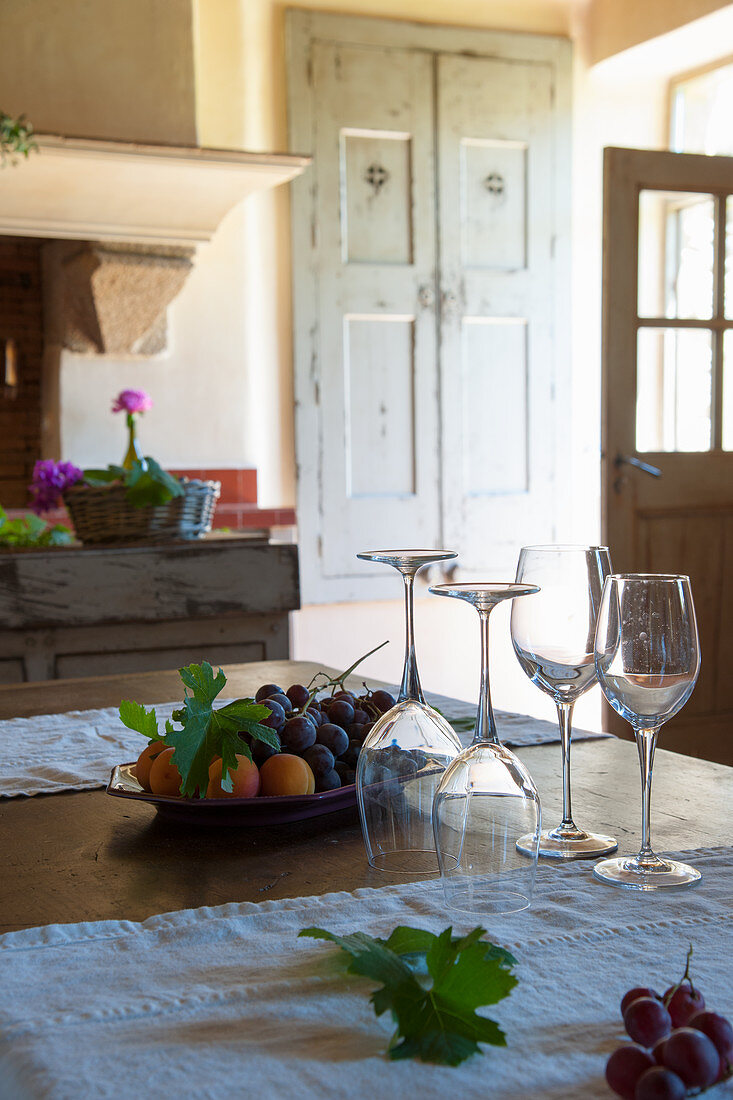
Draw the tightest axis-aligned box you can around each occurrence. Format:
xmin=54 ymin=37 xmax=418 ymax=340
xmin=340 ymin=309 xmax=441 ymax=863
xmin=0 ymin=847 xmax=730 ymax=1100
xmin=0 ymin=690 xmax=607 ymax=799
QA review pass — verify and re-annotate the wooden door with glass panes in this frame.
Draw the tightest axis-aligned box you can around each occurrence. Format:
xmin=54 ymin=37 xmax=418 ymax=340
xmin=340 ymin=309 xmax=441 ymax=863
xmin=602 ymin=146 xmax=733 ymax=766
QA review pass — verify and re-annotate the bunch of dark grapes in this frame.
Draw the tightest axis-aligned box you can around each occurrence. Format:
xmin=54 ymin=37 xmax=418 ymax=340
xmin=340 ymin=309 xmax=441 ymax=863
xmin=250 ymin=679 xmax=397 ymax=793
xmin=606 ymin=948 xmax=732 ymax=1100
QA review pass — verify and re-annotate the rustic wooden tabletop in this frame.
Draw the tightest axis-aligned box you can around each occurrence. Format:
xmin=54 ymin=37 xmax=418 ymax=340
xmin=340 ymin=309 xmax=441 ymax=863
xmin=2 ymin=660 xmax=731 ymax=934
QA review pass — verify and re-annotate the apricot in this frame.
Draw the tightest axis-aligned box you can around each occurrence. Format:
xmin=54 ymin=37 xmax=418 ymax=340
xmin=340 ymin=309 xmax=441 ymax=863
xmin=134 ymin=740 xmax=167 ymax=791
xmin=206 ymin=754 xmax=260 ymax=799
xmin=148 ymin=747 xmax=184 ymax=797
xmin=259 ymin=753 xmax=315 ymax=797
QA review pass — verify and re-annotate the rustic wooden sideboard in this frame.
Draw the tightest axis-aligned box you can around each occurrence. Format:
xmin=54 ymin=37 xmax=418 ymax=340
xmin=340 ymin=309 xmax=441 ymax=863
xmin=0 ymin=536 xmax=299 ymax=683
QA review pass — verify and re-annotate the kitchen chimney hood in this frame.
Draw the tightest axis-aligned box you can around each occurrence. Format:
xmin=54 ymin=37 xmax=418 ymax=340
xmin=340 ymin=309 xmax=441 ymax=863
xmin=0 ymin=134 xmax=311 ymax=246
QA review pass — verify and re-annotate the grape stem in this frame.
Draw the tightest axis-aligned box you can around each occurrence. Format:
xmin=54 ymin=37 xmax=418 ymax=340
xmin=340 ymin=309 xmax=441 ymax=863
xmin=296 ymin=640 xmax=390 ymax=716
xmin=663 ymin=943 xmax=696 ymax=1006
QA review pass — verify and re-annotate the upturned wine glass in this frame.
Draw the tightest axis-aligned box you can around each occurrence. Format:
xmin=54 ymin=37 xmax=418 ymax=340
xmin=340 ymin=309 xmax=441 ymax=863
xmin=593 ymin=573 xmax=701 ymax=889
xmin=430 ymin=583 xmax=542 ymax=915
xmin=355 ymin=550 xmax=463 ymax=874
xmin=511 ymin=546 xmax=618 ymax=859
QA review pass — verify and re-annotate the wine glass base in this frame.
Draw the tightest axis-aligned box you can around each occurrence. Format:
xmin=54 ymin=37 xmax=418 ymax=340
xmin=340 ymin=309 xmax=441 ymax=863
xmin=593 ymin=856 xmax=701 ymax=890
xmin=442 ymin=882 xmax=532 ymax=916
xmin=517 ymin=829 xmax=618 ymax=860
xmin=367 ymin=849 xmax=439 ymax=876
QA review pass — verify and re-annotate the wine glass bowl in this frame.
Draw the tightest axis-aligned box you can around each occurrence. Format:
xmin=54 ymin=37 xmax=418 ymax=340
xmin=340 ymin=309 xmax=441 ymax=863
xmin=429 ymin=582 xmax=542 ymax=915
xmin=511 ymin=545 xmax=618 ymax=860
xmin=355 ymin=549 xmax=462 ymax=874
xmin=593 ymin=573 xmax=701 ymax=890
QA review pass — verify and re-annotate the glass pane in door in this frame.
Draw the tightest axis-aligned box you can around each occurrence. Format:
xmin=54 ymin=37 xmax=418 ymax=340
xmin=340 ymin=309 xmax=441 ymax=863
xmin=636 ymin=327 xmax=712 ymax=451
xmin=725 ymin=197 xmax=733 ymax=319
xmin=638 ymin=191 xmax=714 ymax=320
xmin=723 ymin=331 xmax=733 ymax=450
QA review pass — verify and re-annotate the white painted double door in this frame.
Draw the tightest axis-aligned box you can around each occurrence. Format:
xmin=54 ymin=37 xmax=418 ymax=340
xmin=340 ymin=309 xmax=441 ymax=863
xmin=289 ymin=16 xmax=570 ymax=602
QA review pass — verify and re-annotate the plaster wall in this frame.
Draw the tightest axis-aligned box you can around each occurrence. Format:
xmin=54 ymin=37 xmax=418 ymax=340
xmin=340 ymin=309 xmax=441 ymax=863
xmin=0 ymin=0 xmax=197 ymax=145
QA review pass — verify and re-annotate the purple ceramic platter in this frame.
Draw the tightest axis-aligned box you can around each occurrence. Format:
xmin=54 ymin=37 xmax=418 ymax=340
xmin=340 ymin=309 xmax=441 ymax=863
xmin=107 ymin=763 xmax=357 ymax=825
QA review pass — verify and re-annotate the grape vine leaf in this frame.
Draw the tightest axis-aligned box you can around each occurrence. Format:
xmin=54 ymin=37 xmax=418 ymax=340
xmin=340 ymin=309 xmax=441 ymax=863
xmin=119 ymin=700 xmax=161 ymax=741
xmin=118 ymin=661 xmax=279 ymax=797
xmin=299 ymin=924 xmax=517 ymax=1066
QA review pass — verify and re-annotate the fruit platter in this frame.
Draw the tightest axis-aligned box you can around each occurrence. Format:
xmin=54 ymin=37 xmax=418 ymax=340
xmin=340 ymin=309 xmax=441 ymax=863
xmin=107 ymin=648 xmax=399 ymax=824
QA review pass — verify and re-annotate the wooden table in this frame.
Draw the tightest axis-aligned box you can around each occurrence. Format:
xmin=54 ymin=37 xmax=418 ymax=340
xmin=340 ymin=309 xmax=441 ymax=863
xmin=2 ymin=660 xmax=732 ymax=934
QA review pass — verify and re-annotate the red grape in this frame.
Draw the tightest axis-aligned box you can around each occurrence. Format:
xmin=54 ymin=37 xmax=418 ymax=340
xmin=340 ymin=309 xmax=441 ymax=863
xmin=315 ymin=767 xmax=341 ymax=792
xmin=280 ymin=716 xmax=317 ymax=753
xmin=634 ymin=1066 xmax=685 ymax=1100
xmin=651 ymin=1037 xmax=668 ymax=1065
xmin=317 ymin=723 xmax=349 ymax=758
xmin=302 ymin=744 xmax=335 ymax=778
xmin=255 ymin=682 xmax=283 ymax=702
xmin=624 ymin=998 xmax=672 ymax=1047
xmin=267 ymin=691 xmax=292 ymax=714
xmin=286 ymin=683 xmax=310 ymax=708
xmin=327 ymin=699 xmax=355 ymax=727
xmin=689 ymin=1011 xmax=733 ymax=1080
xmin=664 ymin=984 xmax=705 ymax=1027
xmin=621 ymin=988 xmax=661 ymax=1016
xmin=662 ymin=1026 xmax=719 ymax=1088
xmin=605 ymin=1045 xmax=655 ymax=1099
xmin=260 ymin=699 xmax=286 ymax=731
xmin=689 ymin=1010 xmax=733 ymax=1056
xmin=369 ymin=689 xmax=396 ymax=713
xmin=331 ymin=690 xmax=356 ymax=704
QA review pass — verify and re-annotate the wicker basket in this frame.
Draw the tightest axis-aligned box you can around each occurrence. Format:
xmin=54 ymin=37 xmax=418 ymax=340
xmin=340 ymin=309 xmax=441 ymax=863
xmin=64 ymin=479 xmax=220 ymax=545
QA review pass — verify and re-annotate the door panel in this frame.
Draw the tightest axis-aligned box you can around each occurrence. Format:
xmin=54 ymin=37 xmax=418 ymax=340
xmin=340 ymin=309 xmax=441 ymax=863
xmin=437 ymin=55 xmax=559 ymax=572
xmin=313 ymin=42 xmax=439 ymax=585
xmin=602 ymin=147 xmax=733 ymax=765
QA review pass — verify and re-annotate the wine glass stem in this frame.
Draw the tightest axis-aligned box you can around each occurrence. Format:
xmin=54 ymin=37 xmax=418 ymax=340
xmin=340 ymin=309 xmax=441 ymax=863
xmin=398 ymin=572 xmax=424 ymax=704
xmin=557 ymin=701 xmax=576 ymax=829
xmin=474 ymin=609 xmax=498 ymax=745
xmin=635 ymin=726 xmax=660 ymax=861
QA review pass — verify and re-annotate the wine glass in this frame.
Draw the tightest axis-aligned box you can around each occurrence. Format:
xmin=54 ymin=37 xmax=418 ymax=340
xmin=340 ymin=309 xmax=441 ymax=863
xmin=355 ymin=550 xmax=463 ymax=874
xmin=511 ymin=545 xmax=618 ymax=859
xmin=430 ymin=583 xmax=542 ymax=915
xmin=593 ymin=573 xmax=701 ymax=889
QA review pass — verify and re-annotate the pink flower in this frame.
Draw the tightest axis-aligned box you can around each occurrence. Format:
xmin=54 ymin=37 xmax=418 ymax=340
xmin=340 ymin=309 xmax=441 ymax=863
xmin=112 ymin=389 xmax=153 ymax=415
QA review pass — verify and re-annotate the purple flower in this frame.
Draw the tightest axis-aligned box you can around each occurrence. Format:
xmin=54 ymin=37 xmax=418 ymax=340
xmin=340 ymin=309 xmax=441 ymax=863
xmin=29 ymin=460 xmax=83 ymax=514
xmin=112 ymin=389 xmax=153 ymax=415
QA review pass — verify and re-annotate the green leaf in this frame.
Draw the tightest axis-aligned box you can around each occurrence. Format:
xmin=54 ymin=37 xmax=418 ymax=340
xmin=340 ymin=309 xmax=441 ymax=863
xmin=0 ymin=510 xmax=74 ymax=548
xmin=179 ymin=661 xmax=226 ymax=703
xmin=164 ymin=696 xmax=220 ymax=796
xmin=82 ymin=466 xmax=123 ymax=485
xmin=147 ymin=663 xmax=280 ymax=796
xmin=299 ymin=924 xmax=517 ymax=1066
xmin=118 ymin=700 xmax=161 ymax=740
xmin=143 ymin=457 xmax=184 ymax=499
xmin=82 ymin=460 xmax=183 ymax=507
xmin=445 ymin=714 xmax=476 ymax=734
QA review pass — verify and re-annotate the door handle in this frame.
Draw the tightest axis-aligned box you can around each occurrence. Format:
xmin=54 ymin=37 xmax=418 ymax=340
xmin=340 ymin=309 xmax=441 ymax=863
xmin=614 ymin=454 xmax=662 ymax=478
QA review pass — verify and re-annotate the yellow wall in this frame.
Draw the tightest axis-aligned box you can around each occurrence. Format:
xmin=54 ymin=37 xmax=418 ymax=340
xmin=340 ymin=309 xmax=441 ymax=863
xmin=0 ymin=0 xmax=197 ymax=145
xmin=585 ymin=0 xmax=733 ymax=65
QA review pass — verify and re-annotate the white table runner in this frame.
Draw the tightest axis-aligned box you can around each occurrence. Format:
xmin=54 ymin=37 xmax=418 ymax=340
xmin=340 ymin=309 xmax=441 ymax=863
xmin=0 ymin=689 xmax=607 ymax=799
xmin=0 ymin=847 xmax=730 ymax=1100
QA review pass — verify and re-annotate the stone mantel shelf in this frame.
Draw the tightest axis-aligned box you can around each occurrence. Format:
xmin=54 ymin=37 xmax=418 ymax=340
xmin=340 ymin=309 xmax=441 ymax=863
xmin=0 ymin=134 xmax=312 ymax=246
